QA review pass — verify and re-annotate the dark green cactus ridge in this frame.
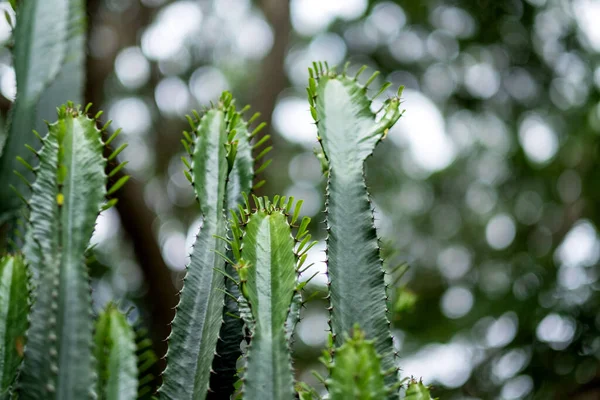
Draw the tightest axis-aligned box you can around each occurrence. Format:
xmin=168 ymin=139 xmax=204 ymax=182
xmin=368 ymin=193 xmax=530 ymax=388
xmin=161 ymin=92 xmax=269 ymax=400
xmin=318 ymin=325 xmax=400 ymax=400
xmin=18 ymin=104 xmax=121 ymax=400
xmin=0 ymin=254 xmax=29 ymax=399
xmin=94 ymin=303 xmax=138 ymax=400
xmin=307 ymin=62 xmax=404 ymax=396
xmin=226 ymin=195 xmax=314 ymax=400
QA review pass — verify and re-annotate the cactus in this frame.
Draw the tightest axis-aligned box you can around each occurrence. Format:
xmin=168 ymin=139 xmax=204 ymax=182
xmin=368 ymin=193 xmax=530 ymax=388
xmin=0 ymin=254 xmax=29 ymax=399
xmin=0 ymin=0 xmax=86 ymax=222
xmin=0 ymin=63 xmax=431 ymax=398
xmin=318 ymin=325 xmax=400 ymax=400
xmin=404 ymin=379 xmax=436 ymax=400
xmin=160 ymin=93 xmax=269 ymax=400
xmin=307 ymin=62 xmax=404 ymax=393
xmin=227 ymin=195 xmax=313 ymax=400
xmin=94 ymin=304 xmax=138 ymax=400
xmin=17 ymin=104 xmax=125 ymax=399
xmin=208 ymin=102 xmax=262 ymax=400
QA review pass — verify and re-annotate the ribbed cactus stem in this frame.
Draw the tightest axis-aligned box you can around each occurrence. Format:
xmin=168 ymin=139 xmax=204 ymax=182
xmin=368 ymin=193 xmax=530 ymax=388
xmin=228 ymin=195 xmax=309 ymax=400
xmin=161 ymin=92 xmax=267 ymax=400
xmin=307 ymin=64 xmax=404 ymax=397
xmin=19 ymin=104 xmax=112 ymax=399
xmin=0 ymin=0 xmax=85 ymax=220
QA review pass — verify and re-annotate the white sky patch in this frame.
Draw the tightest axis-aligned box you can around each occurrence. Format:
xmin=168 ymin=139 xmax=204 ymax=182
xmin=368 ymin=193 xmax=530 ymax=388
xmin=155 ymin=76 xmax=190 ymax=116
xmin=485 ymin=213 xmax=516 ymax=250
xmin=189 ymin=66 xmax=229 ymax=105
xmin=141 ymin=1 xmax=202 ymax=60
xmin=574 ymin=0 xmax=600 ymax=51
xmin=388 ymin=89 xmax=455 ymax=172
xmin=0 ymin=3 xmax=14 ymax=44
xmin=291 ymin=0 xmax=367 ymax=35
xmin=486 ymin=312 xmax=518 ymax=348
xmin=115 ymin=47 xmax=151 ymax=90
xmin=109 ymin=98 xmax=152 ymax=136
xmin=536 ymin=313 xmax=576 ymax=350
xmin=91 ymin=208 xmax=120 ymax=247
xmin=555 ymin=220 xmax=600 ymax=268
xmin=401 ymin=341 xmax=474 ymax=388
xmin=234 ymin=13 xmax=274 ymax=60
xmin=272 ymin=96 xmax=318 ymax=147
xmin=518 ymin=115 xmax=558 ymax=165
xmin=298 ymin=240 xmax=328 ymax=287
xmin=441 ymin=286 xmax=473 ymax=319
xmin=0 ymin=66 xmax=15 ymax=101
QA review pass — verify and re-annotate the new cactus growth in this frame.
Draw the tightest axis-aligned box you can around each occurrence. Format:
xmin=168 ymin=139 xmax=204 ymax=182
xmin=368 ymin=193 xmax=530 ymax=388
xmin=307 ymin=62 xmax=404 ymax=393
xmin=404 ymin=379 xmax=436 ymax=400
xmin=94 ymin=304 xmax=138 ymax=400
xmin=318 ymin=325 xmax=401 ymax=400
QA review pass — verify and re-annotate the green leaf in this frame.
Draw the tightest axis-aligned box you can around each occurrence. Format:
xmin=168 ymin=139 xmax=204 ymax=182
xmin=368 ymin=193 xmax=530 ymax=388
xmin=0 ymin=254 xmax=28 ymax=398
xmin=231 ymin=203 xmax=300 ymax=400
xmin=94 ymin=304 xmax=138 ymax=400
xmin=160 ymin=108 xmax=230 ymax=400
xmin=310 ymin=64 xmax=403 ymax=393
xmin=19 ymin=105 xmax=107 ymax=399
xmin=0 ymin=0 xmax=85 ymax=219
xmin=321 ymin=325 xmax=396 ymax=400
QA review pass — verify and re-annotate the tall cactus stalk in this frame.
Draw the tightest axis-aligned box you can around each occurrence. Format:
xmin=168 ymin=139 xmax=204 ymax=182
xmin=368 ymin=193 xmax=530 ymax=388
xmin=18 ymin=104 xmax=125 ymax=399
xmin=208 ymin=102 xmax=261 ymax=399
xmin=94 ymin=304 xmax=138 ymax=400
xmin=0 ymin=0 xmax=86 ymax=221
xmin=161 ymin=93 xmax=269 ymax=400
xmin=0 ymin=254 xmax=29 ymax=399
xmin=227 ymin=195 xmax=312 ymax=400
xmin=307 ymin=63 xmax=404 ymax=394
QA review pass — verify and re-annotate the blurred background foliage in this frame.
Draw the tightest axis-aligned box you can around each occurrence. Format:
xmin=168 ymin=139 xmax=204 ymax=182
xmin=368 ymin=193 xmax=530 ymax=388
xmin=1 ymin=0 xmax=599 ymax=398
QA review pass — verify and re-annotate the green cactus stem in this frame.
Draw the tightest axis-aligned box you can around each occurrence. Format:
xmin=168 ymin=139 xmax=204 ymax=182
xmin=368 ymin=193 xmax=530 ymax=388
xmin=94 ymin=304 xmax=138 ymax=400
xmin=0 ymin=254 xmax=29 ymax=399
xmin=161 ymin=92 xmax=271 ymax=400
xmin=0 ymin=0 xmax=85 ymax=221
xmin=227 ymin=195 xmax=313 ymax=400
xmin=307 ymin=62 xmax=404 ymax=395
xmin=18 ymin=104 xmax=122 ymax=400
xmin=319 ymin=325 xmax=400 ymax=400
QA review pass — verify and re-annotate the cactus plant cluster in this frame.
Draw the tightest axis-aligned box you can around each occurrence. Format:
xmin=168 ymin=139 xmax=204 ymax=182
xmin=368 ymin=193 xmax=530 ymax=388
xmin=0 ymin=2 xmax=437 ymax=400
